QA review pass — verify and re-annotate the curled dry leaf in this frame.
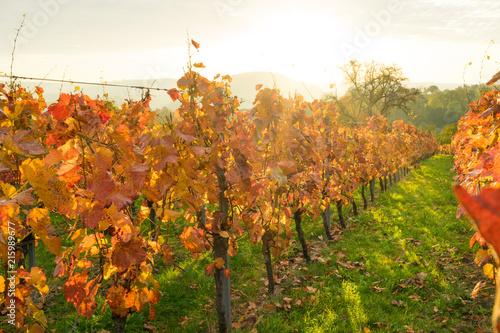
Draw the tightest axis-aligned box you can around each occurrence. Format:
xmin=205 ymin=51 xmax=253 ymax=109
xmin=471 ymin=281 xmax=487 ymax=299
xmin=191 ymin=39 xmax=200 ymax=50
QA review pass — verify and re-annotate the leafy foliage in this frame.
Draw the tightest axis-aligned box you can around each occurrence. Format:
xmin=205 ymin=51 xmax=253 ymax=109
xmin=0 ymin=46 xmax=439 ymax=332
xmin=452 ymin=73 xmax=500 ymax=332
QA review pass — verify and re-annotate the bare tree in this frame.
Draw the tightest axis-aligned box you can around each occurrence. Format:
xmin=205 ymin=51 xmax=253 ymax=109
xmin=325 ymin=61 xmax=421 ymax=122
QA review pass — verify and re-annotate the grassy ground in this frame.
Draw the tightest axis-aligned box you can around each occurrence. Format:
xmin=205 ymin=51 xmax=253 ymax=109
xmin=1 ymin=155 xmax=494 ymax=332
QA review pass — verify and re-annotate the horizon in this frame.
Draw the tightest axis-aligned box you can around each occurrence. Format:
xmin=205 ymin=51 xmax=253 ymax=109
xmin=0 ymin=69 xmax=479 ymax=113
xmin=110 ymin=70 xmax=480 ymax=87
xmin=0 ymin=69 xmax=481 ymax=95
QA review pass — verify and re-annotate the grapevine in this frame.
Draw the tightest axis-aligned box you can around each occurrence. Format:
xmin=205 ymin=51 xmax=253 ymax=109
xmin=0 ymin=43 xmax=439 ymax=332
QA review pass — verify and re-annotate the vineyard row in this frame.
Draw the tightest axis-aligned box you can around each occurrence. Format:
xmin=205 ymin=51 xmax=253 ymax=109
xmin=0 ymin=56 xmax=439 ymax=332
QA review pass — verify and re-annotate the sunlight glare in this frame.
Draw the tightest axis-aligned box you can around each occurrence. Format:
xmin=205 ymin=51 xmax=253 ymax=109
xmin=251 ymin=10 xmax=345 ymax=85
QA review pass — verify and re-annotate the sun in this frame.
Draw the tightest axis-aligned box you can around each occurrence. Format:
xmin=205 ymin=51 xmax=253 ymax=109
xmin=201 ymin=8 xmax=346 ymax=87
xmin=248 ymin=10 xmax=346 ymax=85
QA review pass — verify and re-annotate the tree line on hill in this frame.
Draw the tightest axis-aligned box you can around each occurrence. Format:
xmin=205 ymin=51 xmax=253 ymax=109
xmin=322 ymin=60 xmax=495 ymax=145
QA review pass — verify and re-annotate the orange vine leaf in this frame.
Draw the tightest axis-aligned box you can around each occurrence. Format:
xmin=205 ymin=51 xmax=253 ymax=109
xmin=191 ymin=39 xmax=200 ymax=50
xmin=111 ymin=237 xmax=147 ymax=272
xmin=48 ymin=93 xmax=73 ymax=121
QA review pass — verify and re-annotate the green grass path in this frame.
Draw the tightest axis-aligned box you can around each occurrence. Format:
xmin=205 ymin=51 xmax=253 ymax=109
xmin=149 ymin=155 xmax=494 ymax=333
xmin=230 ymin=154 xmax=493 ymax=333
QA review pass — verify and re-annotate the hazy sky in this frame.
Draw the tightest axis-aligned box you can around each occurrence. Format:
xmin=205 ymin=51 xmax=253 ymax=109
xmin=0 ymin=0 xmax=499 ymax=88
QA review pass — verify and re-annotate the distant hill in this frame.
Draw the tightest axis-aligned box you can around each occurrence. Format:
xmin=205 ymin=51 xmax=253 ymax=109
xmin=1 ymin=73 xmax=469 ymax=110
xmin=111 ymin=72 xmax=326 ymax=109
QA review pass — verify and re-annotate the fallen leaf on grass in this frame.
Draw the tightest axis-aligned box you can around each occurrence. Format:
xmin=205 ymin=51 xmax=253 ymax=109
xmin=143 ymin=322 xmax=157 ymax=332
xmin=294 ymin=299 xmax=304 ymax=306
xmin=238 ymin=314 xmax=257 ymax=329
xmin=396 ymin=276 xmax=427 ymax=290
xmin=262 ymin=302 xmax=275 ymax=313
xmin=409 ymin=293 xmax=421 ymax=301
xmin=391 ymin=300 xmax=406 ymax=307
xmin=246 ymin=301 xmax=257 ymax=311
xmin=179 ymin=316 xmax=189 ymax=326
xmin=305 ymin=286 xmax=317 ymax=293
xmin=336 ymin=251 xmax=347 ymax=258
xmin=369 ymin=286 xmax=386 ymax=293
xmin=336 ymin=259 xmax=365 ymax=270
xmin=314 ymin=255 xmax=329 ymax=263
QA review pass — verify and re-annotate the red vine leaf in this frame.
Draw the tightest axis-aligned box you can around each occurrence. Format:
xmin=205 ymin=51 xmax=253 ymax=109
xmin=48 ymin=93 xmax=74 ymax=121
xmin=168 ymin=88 xmax=181 ymax=102
xmin=111 ymin=237 xmax=147 ymax=272
xmin=64 ymin=270 xmax=97 ymax=317
xmin=454 ymin=186 xmax=500 ymax=257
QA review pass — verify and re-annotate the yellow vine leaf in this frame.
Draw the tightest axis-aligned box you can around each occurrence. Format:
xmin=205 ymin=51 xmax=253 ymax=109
xmin=484 ymin=263 xmax=496 ymax=279
xmin=214 ymin=257 xmax=225 ymax=269
xmin=20 ymin=159 xmax=73 ymax=214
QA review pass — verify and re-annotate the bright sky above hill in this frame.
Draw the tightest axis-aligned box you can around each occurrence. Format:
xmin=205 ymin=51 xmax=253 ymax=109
xmin=0 ymin=0 xmax=499 ymax=87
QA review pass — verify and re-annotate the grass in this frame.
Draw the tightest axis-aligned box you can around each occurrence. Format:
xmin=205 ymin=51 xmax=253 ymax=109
xmin=1 ymin=155 xmax=494 ymax=332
